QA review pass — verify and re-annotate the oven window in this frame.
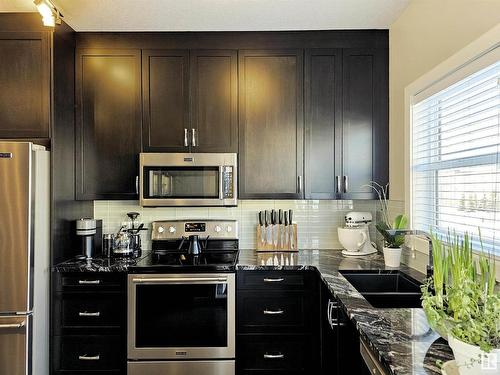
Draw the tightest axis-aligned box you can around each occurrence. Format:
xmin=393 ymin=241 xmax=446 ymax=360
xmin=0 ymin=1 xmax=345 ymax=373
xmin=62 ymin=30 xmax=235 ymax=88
xmin=135 ymin=283 xmax=228 ymax=347
xmin=144 ymin=167 xmax=219 ymax=199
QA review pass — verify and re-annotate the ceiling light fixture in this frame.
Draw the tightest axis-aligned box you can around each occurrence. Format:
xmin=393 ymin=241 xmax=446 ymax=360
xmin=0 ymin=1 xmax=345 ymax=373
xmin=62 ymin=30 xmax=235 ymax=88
xmin=34 ymin=0 xmax=62 ymax=27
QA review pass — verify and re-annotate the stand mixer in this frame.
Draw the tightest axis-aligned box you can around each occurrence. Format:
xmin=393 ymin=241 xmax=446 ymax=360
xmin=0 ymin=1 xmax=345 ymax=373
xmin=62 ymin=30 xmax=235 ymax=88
xmin=338 ymin=212 xmax=377 ymax=256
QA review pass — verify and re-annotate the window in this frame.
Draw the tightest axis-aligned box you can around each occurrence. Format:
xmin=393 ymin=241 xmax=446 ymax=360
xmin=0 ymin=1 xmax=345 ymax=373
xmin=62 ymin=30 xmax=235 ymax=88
xmin=411 ymin=57 xmax=500 ymax=255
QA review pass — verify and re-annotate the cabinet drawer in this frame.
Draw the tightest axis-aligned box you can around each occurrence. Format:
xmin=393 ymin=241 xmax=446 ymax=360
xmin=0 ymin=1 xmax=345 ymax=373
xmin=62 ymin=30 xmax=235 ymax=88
xmin=59 ymin=292 xmax=123 ymax=329
xmin=53 ymin=335 xmax=123 ymax=371
xmin=237 ymin=335 xmax=310 ymax=371
xmin=57 ymin=273 xmax=125 ymax=291
xmin=238 ymin=291 xmax=309 ymax=333
xmin=237 ymin=271 xmax=308 ymax=290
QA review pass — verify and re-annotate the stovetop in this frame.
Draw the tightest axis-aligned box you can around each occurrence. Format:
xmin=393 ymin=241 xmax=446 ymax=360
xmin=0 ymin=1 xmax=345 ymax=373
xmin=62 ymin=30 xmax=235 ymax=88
xmin=129 ymin=250 xmax=239 ymax=273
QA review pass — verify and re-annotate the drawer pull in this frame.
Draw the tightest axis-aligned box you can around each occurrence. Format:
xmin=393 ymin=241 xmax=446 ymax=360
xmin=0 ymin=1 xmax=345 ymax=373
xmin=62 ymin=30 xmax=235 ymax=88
xmin=78 ymin=311 xmax=101 ymax=317
xmin=263 ymin=278 xmax=284 ymax=283
xmin=263 ymin=309 xmax=284 ymax=315
xmin=78 ymin=354 xmax=100 ymax=361
xmin=264 ymin=353 xmax=285 ymax=359
xmin=78 ymin=280 xmax=101 ymax=285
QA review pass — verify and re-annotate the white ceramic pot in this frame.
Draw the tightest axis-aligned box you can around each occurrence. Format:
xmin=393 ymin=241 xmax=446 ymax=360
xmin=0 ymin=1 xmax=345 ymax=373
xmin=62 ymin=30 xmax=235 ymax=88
xmin=448 ymin=335 xmax=500 ymax=375
xmin=383 ymin=246 xmax=402 ymax=267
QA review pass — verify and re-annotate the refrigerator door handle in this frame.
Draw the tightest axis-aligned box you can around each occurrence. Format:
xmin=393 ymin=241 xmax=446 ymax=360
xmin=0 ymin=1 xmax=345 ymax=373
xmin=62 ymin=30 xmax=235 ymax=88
xmin=0 ymin=321 xmax=25 ymax=329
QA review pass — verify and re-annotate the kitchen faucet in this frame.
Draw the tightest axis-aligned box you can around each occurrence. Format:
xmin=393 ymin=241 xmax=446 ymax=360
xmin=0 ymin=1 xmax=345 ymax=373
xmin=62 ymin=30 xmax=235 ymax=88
xmin=384 ymin=229 xmax=434 ymax=279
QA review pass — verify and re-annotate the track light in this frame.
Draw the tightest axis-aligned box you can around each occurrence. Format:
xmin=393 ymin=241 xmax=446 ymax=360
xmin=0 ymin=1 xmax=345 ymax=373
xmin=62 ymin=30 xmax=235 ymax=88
xmin=34 ymin=0 xmax=62 ymax=27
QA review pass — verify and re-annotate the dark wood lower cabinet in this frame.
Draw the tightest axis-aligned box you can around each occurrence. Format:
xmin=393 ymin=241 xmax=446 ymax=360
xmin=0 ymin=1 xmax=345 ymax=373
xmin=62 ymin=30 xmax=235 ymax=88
xmin=236 ymin=270 xmax=320 ymax=375
xmin=320 ymin=280 xmax=362 ymax=375
xmin=52 ymin=273 xmax=127 ymax=375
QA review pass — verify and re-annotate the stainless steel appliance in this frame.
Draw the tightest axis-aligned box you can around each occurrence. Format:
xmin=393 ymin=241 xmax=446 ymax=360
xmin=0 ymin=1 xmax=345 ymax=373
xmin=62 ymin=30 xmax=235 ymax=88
xmin=127 ymin=220 xmax=238 ymax=375
xmin=0 ymin=142 xmax=50 ymax=375
xmin=76 ymin=218 xmax=102 ymax=259
xmin=139 ymin=153 xmax=237 ymax=207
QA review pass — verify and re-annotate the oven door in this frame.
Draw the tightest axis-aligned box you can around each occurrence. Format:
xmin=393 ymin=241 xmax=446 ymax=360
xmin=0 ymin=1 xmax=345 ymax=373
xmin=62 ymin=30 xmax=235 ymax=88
xmin=139 ymin=153 xmax=237 ymax=207
xmin=128 ymin=273 xmax=235 ymax=360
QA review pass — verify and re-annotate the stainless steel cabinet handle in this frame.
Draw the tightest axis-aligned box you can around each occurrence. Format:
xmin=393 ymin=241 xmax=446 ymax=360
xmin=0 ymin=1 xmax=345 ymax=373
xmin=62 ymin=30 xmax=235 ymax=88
xmin=79 ymin=312 xmax=100 ymax=317
xmin=263 ymin=309 xmax=284 ymax=315
xmin=78 ymin=279 xmax=100 ymax=285
xmin=297 ymin=175 xmax=303 ymax=193
xmin=184 ymin=128 xmax=188 ymax=147
xmin=135 ymin=175 xmax=139 ymax=194
xmin=263 ymin=278 xmax=284 ymax=282
xmin=78 ymin=354 xmax=100 ymax=361
xmin=343 ymin=175 xmax=348 ymax=193
xmin=0 ymin=321 xmax=25 ymax=329
xmin=192 ymin=128 xmax=197 ymax=147
xmin=330 ymin=322 xmax=347 ymax=327
xmin=336 ymin=176 xmax=341 ymax=194
xmin=264 ymin=353 xmax=285 ymax=359
xmin=132 ymin=277 xmax=227 ymax=283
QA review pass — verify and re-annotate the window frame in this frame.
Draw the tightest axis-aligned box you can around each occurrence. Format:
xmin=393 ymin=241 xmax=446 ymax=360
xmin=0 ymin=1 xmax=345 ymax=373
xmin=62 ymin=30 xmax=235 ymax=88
xmin=404 ymin=25 xmax=500 ymax=266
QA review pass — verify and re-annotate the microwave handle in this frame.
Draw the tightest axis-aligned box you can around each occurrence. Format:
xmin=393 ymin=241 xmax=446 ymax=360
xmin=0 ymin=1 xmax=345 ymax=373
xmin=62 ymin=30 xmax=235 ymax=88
xmin=219 ymin=166 xmax=224 ymax=200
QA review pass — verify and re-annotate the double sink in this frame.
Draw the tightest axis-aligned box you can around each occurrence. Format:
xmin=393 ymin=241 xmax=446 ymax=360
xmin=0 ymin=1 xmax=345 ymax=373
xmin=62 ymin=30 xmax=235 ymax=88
xmin=340 ymin=270 xmax=423 ymax=308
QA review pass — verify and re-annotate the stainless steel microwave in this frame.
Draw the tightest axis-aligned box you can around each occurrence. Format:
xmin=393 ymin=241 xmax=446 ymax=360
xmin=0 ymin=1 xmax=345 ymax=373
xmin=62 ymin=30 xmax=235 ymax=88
xmin=139 ymin=153 xmax=237 ymax=207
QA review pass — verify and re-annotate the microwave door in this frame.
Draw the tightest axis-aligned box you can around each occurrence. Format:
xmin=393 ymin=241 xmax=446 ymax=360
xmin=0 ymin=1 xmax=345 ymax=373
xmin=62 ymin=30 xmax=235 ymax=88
xmin=161 ymin=172 xmax=173 ymax=197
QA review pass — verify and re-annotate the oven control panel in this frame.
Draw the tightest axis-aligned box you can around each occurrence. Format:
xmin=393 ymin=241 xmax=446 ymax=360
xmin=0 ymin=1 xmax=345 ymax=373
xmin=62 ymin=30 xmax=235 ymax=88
xmin=152 ymin=220 xmax=239 ymax=240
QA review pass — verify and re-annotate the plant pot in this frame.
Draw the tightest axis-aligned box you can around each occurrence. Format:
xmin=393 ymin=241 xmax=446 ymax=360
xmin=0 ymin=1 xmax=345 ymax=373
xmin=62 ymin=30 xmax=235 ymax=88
xmin=383 ymin=246 xmax=402 ymax=267
xmin=448 ymin=335 xmax=500 ymax=375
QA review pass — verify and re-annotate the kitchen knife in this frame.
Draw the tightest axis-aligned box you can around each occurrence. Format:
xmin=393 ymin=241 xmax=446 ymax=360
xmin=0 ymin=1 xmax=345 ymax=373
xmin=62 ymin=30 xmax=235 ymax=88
xmin=284 ymin=211 xmax=289 ymax=246
xmin=266 ymin=210 xmax=272 ymax=245
xmin=259 ymin=211 xmax=265 ymax=244
xmin=289 ymin=209 xmax=295 ymax=249
xmin=279 ymin=209 xmax=284 ymax=247
xmin=272 ymin=210 xmax=278 ymax=247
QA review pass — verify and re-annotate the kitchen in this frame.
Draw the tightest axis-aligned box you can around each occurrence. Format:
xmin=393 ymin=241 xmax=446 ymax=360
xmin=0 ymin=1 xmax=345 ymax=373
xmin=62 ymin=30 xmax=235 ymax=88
xmin=0 ymin=1 xmax=499 ymax=375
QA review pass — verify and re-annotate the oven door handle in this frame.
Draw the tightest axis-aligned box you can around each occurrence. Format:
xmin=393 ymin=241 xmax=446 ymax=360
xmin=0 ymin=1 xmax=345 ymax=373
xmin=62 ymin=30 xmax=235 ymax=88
xmin=131 ymin=277 xmax=228 ymax=284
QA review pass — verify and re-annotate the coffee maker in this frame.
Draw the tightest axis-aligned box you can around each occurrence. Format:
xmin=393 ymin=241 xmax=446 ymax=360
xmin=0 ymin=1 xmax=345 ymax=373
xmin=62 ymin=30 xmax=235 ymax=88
xmin=76 ymin=218 xmax=103 ymax=259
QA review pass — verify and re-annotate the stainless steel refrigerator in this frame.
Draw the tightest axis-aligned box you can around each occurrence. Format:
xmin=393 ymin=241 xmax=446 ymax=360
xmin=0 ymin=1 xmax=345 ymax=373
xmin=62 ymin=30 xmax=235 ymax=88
xmin=0 ymin=142 xmax=50 ymax=375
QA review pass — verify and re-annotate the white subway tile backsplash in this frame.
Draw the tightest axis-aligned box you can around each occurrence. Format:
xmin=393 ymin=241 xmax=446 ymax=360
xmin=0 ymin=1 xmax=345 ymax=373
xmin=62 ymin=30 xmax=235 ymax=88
xmin=94 ymin=199 xmax=381 ymax=250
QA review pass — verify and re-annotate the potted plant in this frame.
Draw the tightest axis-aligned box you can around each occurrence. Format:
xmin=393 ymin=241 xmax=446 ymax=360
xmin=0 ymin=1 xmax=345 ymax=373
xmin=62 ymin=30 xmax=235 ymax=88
xmin=365 ymin=182 xmax=408 ymax=267
xmin=422 ymin=231 xmax=500 ymax=374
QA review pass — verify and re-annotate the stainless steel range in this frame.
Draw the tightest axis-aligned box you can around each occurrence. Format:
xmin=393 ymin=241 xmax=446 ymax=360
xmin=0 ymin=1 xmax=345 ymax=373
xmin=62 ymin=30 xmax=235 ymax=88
xmin=127 ymin=220 xmax=238 ymax=375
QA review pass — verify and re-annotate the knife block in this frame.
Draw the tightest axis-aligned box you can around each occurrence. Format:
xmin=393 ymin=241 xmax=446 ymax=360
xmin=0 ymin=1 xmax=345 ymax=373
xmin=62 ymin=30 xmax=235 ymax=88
xmin=256 ymin=224 xmax=298 ymax=252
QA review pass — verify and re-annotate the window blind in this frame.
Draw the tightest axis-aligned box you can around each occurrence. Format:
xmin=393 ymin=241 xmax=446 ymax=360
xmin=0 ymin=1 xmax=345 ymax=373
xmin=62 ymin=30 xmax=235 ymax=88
xmin=411 ymin=58 xmax=500 ymax=255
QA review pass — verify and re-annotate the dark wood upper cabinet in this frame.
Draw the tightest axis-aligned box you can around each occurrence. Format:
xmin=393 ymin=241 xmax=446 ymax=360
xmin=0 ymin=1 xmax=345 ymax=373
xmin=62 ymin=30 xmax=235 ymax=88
xmin=239 ymin=50 xmax=304 ymax=199
xmin=142 ymin=49 xmax=190 ymax=152
xmin=190 ymin=50 xmax=238 ymax=152
xmin=0 ymin=32 xmax=50 ymax=139
xmin=340 ymin=48 xmax=388 ymax=199
xmin=304 ymin=49 xmax=342 ymax=200
xmin=76 ymin=49 xmax=142 ymax=200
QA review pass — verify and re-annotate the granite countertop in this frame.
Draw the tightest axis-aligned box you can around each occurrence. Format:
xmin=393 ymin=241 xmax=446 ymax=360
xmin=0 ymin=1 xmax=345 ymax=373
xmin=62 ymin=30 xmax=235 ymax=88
xmin=237 ymin=249 xmax=453 ymax=375
xmin=53 ymin=249 xmax=453 ymax=375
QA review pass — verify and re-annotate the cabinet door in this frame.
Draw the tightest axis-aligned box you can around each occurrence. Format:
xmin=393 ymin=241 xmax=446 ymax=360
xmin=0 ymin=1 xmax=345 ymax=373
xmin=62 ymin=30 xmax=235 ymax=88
xmin=304 ymin=49 xmax=342 ymax=199
xmin=190 ymin=50 xmax=238 ymax=152
xmin=142 ymin=50 xmax=189 ymax=152
xmin=340 ymin=48 xmax=388 ymax=199
xmin=0 ymin=32 xmax=50 ymax=138
xmin=76 ymin=49 xmax=142 ymax=200
xmin=239 ymin=50 xmax=304 ymax=199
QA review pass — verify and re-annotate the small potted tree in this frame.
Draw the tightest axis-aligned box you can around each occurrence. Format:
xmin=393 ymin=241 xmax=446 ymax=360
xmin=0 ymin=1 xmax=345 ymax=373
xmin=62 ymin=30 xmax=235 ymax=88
xmin=422 ymin=232 xmax=499 ymax=374
xmin=366 ymin=182 xmax=408 ymax=267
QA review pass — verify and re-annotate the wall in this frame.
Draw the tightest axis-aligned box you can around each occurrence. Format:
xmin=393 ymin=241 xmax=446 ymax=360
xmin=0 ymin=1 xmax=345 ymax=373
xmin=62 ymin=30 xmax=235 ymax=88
xmin=94 ymin=200 xmax=379 ymax=251
xmin=389 ymin=0 xmax=500 ymax=201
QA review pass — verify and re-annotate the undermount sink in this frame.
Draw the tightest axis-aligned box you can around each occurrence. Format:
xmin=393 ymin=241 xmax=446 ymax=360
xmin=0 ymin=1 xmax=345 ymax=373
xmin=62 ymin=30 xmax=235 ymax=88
xmin=339 ymin=270 xmax=423 ymax=308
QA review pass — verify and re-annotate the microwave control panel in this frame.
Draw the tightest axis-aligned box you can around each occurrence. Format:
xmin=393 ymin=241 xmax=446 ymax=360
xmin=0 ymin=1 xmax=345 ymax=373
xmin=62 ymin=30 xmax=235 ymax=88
xmin=222 ymin=166 xmax=234 ymax=199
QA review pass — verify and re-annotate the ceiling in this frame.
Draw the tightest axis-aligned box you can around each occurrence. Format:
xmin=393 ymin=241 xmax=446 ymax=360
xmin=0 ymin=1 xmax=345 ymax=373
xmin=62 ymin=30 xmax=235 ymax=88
xmin=0 ymin=0 xmax=410 ymax=31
